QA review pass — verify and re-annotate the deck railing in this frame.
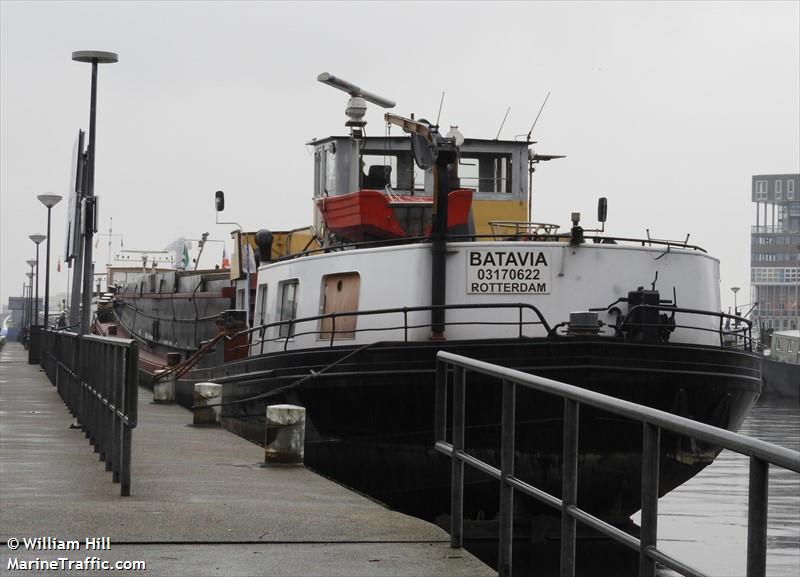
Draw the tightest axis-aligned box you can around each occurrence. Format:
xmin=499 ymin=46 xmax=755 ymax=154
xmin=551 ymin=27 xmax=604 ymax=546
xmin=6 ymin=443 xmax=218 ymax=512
xmin=41 ymin=330 xmax=139 ymax=496
xmin=238 ymin=302 xmax=552 ymax=354
xmin=434 ymin=350 xmax=800 ymax=577
xmin=233 ymin=302 xmax=751 ymax=357
xmin=265 ymin=233 xmax=709 ymax=263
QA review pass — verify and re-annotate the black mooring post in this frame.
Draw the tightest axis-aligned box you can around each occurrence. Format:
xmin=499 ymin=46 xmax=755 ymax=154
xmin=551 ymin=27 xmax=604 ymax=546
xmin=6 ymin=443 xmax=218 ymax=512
xmin=430 ymin=152 xmax=452 ymax=339
xmin=746 ymin=456 xmax=768 ymax=577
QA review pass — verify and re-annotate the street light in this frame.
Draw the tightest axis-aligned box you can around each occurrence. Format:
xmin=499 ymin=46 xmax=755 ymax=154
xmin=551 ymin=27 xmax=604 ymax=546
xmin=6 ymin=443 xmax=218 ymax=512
xmin=38 ymin=194 xmax=63 ymax=327
xmin=731 ymin=286 xmax=741 ymax=330
xmin=25 ymin=270 xmax=34 ymax=330
xmin=29 ymin=234 xmax=46 ymax=325
xmin=72 ymin=50 xmax=118 ymax=334
xmin=25 ymin=260 xmax=36 ymax=326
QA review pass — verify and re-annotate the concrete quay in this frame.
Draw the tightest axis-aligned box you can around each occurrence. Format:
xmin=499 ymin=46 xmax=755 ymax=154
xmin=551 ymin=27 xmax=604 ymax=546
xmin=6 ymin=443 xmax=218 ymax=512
xmin=0 ymin=342 xmax=493 ymax=576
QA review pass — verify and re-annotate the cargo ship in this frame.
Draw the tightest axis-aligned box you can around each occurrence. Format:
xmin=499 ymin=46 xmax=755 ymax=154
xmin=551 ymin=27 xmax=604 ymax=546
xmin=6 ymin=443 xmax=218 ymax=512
xmin=103 ymin=73 xmax=761 ymax=523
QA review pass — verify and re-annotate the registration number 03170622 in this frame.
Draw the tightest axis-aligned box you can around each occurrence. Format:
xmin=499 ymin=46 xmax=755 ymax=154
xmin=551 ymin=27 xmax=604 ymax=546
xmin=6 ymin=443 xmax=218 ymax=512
xmin=466 ymin=250 xmax=552 ymax=294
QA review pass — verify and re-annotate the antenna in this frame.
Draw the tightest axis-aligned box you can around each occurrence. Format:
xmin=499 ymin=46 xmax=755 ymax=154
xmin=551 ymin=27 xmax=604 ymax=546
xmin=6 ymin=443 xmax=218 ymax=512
xmin=317 ymin=73 xmax=395 ymax=108
xmin=495 ymin=106 xmax=511 ymax=140
xmin=526 ymin=91 xmax=551 ymax=142
xmin=435 ymin=91 xmax=445 ymax=127
xmin=318 ymin=72 xmax=395 ymax=136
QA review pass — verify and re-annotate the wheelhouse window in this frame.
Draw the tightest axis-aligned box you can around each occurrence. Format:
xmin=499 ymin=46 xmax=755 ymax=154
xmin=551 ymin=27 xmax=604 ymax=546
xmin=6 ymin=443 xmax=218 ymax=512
xmin=458 ymin=153 xmax=512 ymax=193
xmin=788 ymin=179 xmax=795 ymax=199
xmin=278 ymin=280 xmax=299 ymax=338
xmin=360 ymin=153 xmax=417 ymax=193
xmin=775 ymin=180 xmax=783 ymax=200
xmin=325 ymin=149 xmax=336 ymax=195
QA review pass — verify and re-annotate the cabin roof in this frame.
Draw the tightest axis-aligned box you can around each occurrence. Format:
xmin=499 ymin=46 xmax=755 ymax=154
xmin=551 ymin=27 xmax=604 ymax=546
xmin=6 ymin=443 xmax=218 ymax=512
xmin=306 ymin=135 xmax=529 ymax=148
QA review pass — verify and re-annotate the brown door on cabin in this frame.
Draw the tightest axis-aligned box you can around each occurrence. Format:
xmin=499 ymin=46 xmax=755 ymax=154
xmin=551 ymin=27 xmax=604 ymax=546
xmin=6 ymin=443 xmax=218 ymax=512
xmin=319 ymin=273 xmax=360 ymax=340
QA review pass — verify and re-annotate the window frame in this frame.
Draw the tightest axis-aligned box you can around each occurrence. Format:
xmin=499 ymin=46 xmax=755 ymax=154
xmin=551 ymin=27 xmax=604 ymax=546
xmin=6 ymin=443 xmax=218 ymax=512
xmin=277 ymin=279 xmax=299 ymax=338
xmin=256 ymin=283 xmax=269 ymax=327
xmin=755 ymin=180 xmax=768 ymax=201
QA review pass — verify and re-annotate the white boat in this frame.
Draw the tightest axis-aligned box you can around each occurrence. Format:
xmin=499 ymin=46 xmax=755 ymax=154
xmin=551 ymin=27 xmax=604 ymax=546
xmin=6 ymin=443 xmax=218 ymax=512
xmin=108 ymin=73 xmax=761 ymax=523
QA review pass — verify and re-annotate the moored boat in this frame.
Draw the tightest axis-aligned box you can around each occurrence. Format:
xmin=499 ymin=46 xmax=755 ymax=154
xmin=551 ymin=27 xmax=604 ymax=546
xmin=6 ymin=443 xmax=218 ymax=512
xmin=761 ymin=330 xmax=800 ymax=400
xmin=105 ymin=73 xmax=761 ymax=524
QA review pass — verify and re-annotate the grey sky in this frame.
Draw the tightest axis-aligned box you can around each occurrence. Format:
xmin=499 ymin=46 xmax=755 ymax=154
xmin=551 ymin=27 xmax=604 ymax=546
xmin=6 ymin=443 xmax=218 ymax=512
xmin=1 ymin=1 xmax=798 ymax=314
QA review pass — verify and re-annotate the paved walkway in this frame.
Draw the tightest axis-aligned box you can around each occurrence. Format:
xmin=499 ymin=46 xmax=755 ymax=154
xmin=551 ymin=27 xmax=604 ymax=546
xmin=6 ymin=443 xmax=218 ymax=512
xmin=0 ymin=342 xmax=492 ymax=576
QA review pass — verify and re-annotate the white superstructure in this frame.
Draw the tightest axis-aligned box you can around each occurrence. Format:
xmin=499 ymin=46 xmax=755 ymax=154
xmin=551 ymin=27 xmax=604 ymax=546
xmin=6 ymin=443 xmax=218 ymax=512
xmin=247 ymin=240 xmax=721 ymax=353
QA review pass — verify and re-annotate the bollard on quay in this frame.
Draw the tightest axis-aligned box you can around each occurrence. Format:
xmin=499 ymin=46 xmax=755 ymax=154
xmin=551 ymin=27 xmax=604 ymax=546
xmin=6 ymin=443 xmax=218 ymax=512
xmin=193 ymin=383 xmax=222 ymax=425
xmin=152 ymin=370 xmax=175 ymax=403
xmin=264 ymin=404 xmax=306 ymax=465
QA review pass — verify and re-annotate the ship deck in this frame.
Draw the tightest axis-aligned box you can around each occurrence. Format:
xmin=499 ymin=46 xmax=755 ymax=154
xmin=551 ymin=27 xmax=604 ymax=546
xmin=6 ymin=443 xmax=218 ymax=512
xmin=0 ymin=342 xmax=492 ymax=576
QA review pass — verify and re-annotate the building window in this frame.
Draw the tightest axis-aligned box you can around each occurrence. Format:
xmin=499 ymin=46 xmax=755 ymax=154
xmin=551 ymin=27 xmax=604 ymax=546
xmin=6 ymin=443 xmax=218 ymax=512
xmin=788 ymin=340 xmax=794 ymax=353
xmin=775 ymin=338 xmax=781 ymax=351
xmin=278 ymin=280 xmax=299 ymax=338
xmin=752 ymin=267 xmax=800 ymax=284
xmin=775 ymin=180 xmax=782 ymax=201
xmin=788 ymin=179 xmax=795 ymax=200
xmin=755 ymin=180 xmax=768 ymax=200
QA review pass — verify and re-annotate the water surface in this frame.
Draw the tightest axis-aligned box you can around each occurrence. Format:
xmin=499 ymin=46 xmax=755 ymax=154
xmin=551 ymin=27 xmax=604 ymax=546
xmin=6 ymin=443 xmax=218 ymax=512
xmin=650 ymin=397 xmax=800 ymax=577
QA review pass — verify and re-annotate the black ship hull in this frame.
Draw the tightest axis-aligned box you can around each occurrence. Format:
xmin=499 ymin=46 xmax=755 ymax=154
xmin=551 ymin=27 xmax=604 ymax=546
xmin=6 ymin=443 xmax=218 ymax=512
xmin=167 ymin=337 xmax=760 ymax=523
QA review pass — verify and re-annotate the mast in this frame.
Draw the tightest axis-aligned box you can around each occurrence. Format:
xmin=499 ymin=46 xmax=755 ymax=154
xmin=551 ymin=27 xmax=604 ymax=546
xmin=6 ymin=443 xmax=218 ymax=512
xmin=384 ymin=113 xmax=458 ymax=339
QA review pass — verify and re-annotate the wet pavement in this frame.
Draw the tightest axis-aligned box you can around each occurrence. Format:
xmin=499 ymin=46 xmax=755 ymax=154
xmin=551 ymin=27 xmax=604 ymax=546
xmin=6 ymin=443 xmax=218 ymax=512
xmin=0 ymin=342 xmax=492 ymax=576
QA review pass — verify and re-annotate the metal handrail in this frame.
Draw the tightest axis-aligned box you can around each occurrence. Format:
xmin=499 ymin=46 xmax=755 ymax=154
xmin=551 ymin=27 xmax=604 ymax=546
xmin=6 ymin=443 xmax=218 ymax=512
xmin=236 ymin=302 xmax=552 ymax=354
xmin=40 ymin=329 xmax=139 ymax=496
xmin=236 ymin=301 xmax=752 ymax=357
xmin=613 ymin=304 xmax=754 ymax=350
xmin=434 ymin=350 xmax=799 ymax=577
xmin=267 ymin=234 xmax=708 ymax=263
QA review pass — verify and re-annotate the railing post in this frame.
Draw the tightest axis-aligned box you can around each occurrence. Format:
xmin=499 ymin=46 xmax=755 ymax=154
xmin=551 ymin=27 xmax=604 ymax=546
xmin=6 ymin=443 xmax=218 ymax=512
xmin=284 ymin=321 xmax=293 ymax=351
xmin=450 ymin=364 xmax=465 ymax=549
xmin=113 ymin=343 xmax=123 ymax=483
xmin=561 ymin=399 xmax=579 ymax=577
xmin=640 ymin=422 xmax=660 ymax=577
xmin=107 ymin=346 xmax=118 ymax=473
xmin=98 ymin=342 xmax=108 ymax=463
xmin=120 ymin=341 xmax=138 ymax=497
xmin=746 ymin=456 xmax=768 ymax=577
xmin=434 ymin=359 xmax=447 ymax=443
xmin=498 ymin=379 xmax=516 ymax=577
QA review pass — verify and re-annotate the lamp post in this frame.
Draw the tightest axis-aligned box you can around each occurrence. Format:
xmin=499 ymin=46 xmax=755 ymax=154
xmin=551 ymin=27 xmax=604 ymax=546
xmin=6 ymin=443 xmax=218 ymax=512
xmin=20 ymin=282 xmax=27 ymax=333
xmin=72 ymin=50 xmax=118 ymax=334
xmin=25 ymin=271 xmax=34 ymax=330
xmin=29 ymin=234 xmax=46 ymax=325
xmin=731 ymin=287 xmax=741 ymax=335
xmin=38 ymin=194 xmax=63 ymax=327
xmin=25 ymin=260 xmax=36 ymax=326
